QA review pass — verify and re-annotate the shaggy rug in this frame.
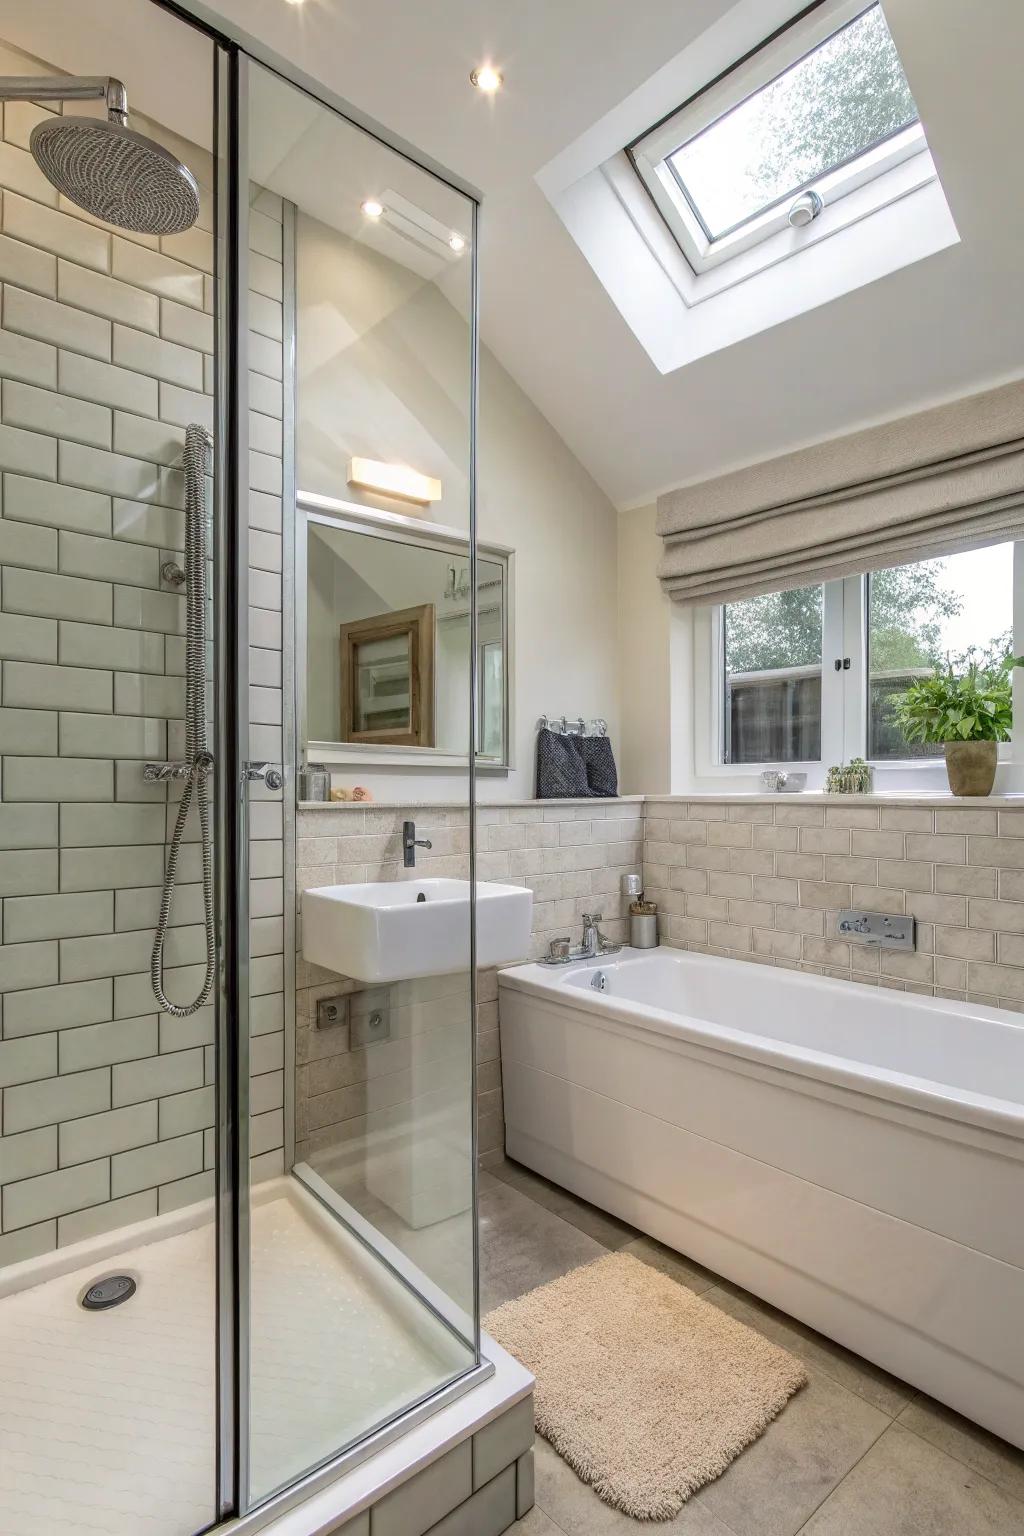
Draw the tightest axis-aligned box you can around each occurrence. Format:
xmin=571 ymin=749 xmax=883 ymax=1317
xmin=484 ymin=1250 xmax=808 ymax=1520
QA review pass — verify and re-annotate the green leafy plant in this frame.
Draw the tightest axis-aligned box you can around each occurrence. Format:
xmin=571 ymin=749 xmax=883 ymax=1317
xmin=889 ymin=657 xmax=1024 ymax=744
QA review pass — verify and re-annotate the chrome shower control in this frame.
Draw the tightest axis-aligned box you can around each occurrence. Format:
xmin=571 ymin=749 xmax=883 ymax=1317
xmin=243 ymin=762 xmax=283 ymax=790
xmin=837 ymin=910 xmax=915 ymax=950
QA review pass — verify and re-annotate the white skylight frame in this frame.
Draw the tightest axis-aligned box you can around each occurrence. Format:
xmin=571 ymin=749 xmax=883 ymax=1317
xmin=629 ymin=0 xmax=933 ymax=286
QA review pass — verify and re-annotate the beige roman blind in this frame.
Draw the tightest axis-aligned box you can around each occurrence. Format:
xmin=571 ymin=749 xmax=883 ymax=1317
xmin=656 ymin=379 xmax=1024 ymax=606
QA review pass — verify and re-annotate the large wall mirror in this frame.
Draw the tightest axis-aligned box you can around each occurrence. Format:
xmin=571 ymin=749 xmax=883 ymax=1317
xmin=301 ymin=496 xmax=512 ymax=767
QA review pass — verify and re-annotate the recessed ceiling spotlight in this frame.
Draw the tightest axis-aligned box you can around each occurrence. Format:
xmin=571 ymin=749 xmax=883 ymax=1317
xmin=283 ymin=0 xmax=305 ymax=6
xmin=448 ymin=233 xmax=466 ymax=253
xmin=361 ymin=198 xmax=385 ymax=219
xmin=470 ymin=65 xmax=503 ymax=93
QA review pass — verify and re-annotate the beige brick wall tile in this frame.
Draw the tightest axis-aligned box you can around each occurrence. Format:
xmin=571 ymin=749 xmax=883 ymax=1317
xmin=905 ymin=892 xmax=966 ymax=926
xmin=709 ymin=920 xmax=749 ymax=951
xmin=937 ymin=864 xmax=997 ymax=897
xmin=774 ymin=804 xmax=825 ymax=827
xmin=752 ymin=875 xmax=799 ymax=904
xmin=905 ymin=833 xmax=966 ymax=864
xmin=967 ymin=961 xmax=1024 ymax=1002
xmin=730 ymin=898 xmax=774 ymax=928
xmin=854 ymin=883 xmax=905 ymax=914
xmin=935 ymin=809 xmax=998 ymax=834
xmin=850 ymin=829 xmax=906 ymax=859
xmin=753 ymin=824 xmax=798 ymax=851
xmin=802 ymin=935 xmax=851 ymax=968
xmin=777 ymin=852 xmax=824 ymax=880
xmin=824 ymin=855 xmax=877 ymax=884
xmin=880 ymin=807 xmax=934 ymax=832
xmin=877 ymin=859 xmax=933 ymax=892
xmin=707 ymin=820 xmax=752 ymax=848
xmin=798 ymin=880 xmax=852 ymax=909
xmin=775 ymin=903 xmax=825 ymax=936
xmin=823 ymin=805 xmax=880 ymax=829
xmin=729 ymin=848 xmax=775 ymax=876
xmin=799 ymin=827 xmax=850 ymax=855
xmin=968 ymin=836 xmax=1024 ymax=868
xmin=935 ymin=924 xmax=994 ymax=961
xmin=709 ymin=871 xmax=752 ymax=899
xmin=967 ymin=898 xmax=1024 ymax=933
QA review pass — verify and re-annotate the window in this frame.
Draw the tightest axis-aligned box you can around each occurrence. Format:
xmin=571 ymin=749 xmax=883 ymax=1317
xmin=700 ymin=544 xmax=1021 ymax=788
xmin=630 ymin=1 xmax=930 ymax=286
xmin=867 ymin=546 xmax=1016 ymax=760
xmin=724 ymin=586 xmax=823 ymax=763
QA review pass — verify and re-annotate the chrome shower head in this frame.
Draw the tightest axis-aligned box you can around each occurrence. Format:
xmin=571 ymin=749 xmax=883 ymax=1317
xmin=30 ymin=116 xmax=200 ymax=236
xmin=0 ymin=75 xmax=200 ymax=237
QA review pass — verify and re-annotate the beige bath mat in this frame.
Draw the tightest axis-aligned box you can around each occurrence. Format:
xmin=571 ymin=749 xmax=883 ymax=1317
xmin=485 ymin=1250 xmax=807 ymax=1520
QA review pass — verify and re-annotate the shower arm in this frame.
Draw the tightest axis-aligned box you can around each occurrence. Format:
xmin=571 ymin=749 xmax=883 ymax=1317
xmin=0 ymin=76 xmax=128 ymax=125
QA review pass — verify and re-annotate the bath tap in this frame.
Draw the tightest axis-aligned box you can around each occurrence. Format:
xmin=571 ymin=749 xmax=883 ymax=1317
xmin=579 ymin=912 xmax=622 ymax=958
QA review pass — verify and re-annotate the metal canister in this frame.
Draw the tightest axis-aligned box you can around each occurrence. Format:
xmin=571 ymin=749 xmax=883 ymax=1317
xmin=630 ymin=903 xmax=659 ymax=949
xmin=298 ymin=762 xmax=330 ymax=801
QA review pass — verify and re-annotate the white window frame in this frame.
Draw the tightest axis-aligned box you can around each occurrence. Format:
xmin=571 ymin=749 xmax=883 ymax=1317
xmin=629 ymin=0 xmax=933 ymax=293
xmin=689 ymin=546 xmax=1024 ymax=794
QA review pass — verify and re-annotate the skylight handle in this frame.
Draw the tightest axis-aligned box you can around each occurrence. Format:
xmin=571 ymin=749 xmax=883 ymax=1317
xmin=788 ymin=190 xmax=823 ymax=229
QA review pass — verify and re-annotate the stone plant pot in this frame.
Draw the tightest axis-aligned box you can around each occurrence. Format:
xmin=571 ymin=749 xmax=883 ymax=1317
xmin=944 ymin=739 xmax=998 ymax=796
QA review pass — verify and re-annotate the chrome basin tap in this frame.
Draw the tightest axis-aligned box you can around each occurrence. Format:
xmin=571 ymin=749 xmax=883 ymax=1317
xmin=579 ymin=912 xmax=621 ymax=958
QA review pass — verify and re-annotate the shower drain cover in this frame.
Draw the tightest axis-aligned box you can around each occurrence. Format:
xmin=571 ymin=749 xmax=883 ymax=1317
xmin=81 ymin=1274 xmax=137 ymax=1311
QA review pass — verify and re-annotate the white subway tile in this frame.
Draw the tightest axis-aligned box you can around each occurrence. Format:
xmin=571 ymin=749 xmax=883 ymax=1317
xmin=159 ymin=1085 xmax=214 ymax=1139
xmin=112 ymin=1049 xmax=204 ymax=1107
xmin=0 ymin=516 xmax=57 ymax=569
xmin=0 ymin=803 xmax=58 ymax=849
xmin=59 ymin=802 xmax=164 ymax=848
xmin=60 ymin=710 xmax=166 ymax=760
xmin=3 ymin=977 xmax=112 ymax=1037
xmin=59 ymin=350 xmax=158 ymax=417
xmin=0 ymin=421 xmax=56 ymax=478
xmin=249 ymin=251 xmax=282 ymax=302
xmin=60 ymin=441 xmax=183 ymax=505
xmin=113 ymin=323 xmax=202 ymax=389
xmin=59 ymin=928 xmax=156 ymax=982
xmin=112 ymin=1132 xmax=203 ymax=1198
xmin=0 ymin=324 xmax=57 ymax=387
xmin=58 ymin=1191 xmax=155 ymax=1246
xmin=57 ymin=258 xmax=159 ymax=331
xmin=0 ymin=231 xmax=56 ymax=295
xmin=249 ymin=647 xmax=281 ymax=688
xmin=4 ymin=285 xmax=110 ymax=359
xmin=248 ymin=330 xmax=282 ymax=381
xmin=5 ymin=473 xmax=112 ymax=535
xmin=113 ymin=671 xmax=183 ymax=719
xmin=0 ymin=704 xmax=57 ymax=754
xmin=112 ymin=410 xmax=184 ymax=467
xmin=0 ymin=1032 xmax=56 ymax=1088
xmin=111 ymin=238 xmax=202 ymax=306
xmin=3 ymin=100 xmax=56 ymax=152
xmin=249 ymin=492 xmax=280 ymax=534
xmin=60 ymin=1014 xmax=157 ymax=1073
xmin=248 ymin=290 xmax=282 ymax=341
xmin=114 ymin=882 xmax=204 ymax=932
xmin=113 ymin=583 xmax=184 ymax=633
xmin=158 ymin=382 xmax=213 ymax=433
xmin=58 ymin=528 xmax=159 ymax=588
xmin=3 ymin=1064 xmax=108 ymax=1134
xmin=248 ymin=567 xmax=280 ymax=611
xmin=159 ymin=297 xmax=213 ymax=353
xmin=59 ymin=1102 xmax=157 ymax=1165
xmin=0 ymin=139 xmax=57 ymax=204
xmin=5 ymin=890 xmax=112 ymax=942
xmin=3 ymin=659 xmax=111 ymax=712
xmin=0 ymin=1222 xmax=55 ymax=1265
xmin=249 ymin=528 xmax=281 ymax=573
xmin=112 ymin=496 xmax=184 ymax=550
xmin=248 ymin=409 xmax=282 ymax=457
xmin=160 ymin=224 xmax=213 ymax=274
xmin=58 ymin=621 xmax=163 ymax=673
xmin=3 ymin=567 xmax=111 ymax=623
xmin=3 ymin=378 xmax=110 ymax=447
xmin=4 ymin=193 xmax=110 ymax=270
xmin=1 ymin=1125 xmax=57 ymax=1183
xmin=0 ymin=846 xmax=58 ymax=896
xmin=3 ymin=755 xmax=112 ymax=802
xmin=248 ymin=370 xmax=281 ymax=418
xmin=2 ymin=1159 xmax=108 ymax=1230
xmin=60 ymin=845 xmax=164 ymax=892
xmin=0 ymin=611 xmax=56 ymax=661
xmin=248 ymin=209 xmax=282 ymax=261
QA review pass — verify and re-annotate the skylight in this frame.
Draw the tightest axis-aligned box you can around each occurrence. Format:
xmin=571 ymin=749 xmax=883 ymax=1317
xmin=668 ymin=6 xmax=919 ymax=241
xmin=628 ymin=0 xmax=933 ymax=287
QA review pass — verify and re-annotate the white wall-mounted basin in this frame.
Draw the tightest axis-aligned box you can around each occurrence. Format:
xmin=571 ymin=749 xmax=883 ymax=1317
xmin=301 ymin=878 xmax=534 ymax=984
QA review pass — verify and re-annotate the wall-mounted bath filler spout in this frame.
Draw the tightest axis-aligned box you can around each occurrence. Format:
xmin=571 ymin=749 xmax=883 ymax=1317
xmin=0 ymin=76 xmax=200 ymax=235
xmin=403 ymin=820 xmax=432 ymax=868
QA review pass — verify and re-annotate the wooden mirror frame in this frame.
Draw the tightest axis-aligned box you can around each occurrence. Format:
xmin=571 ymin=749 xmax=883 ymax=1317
xmin=339 ymin=603 xmax=435 ymax=747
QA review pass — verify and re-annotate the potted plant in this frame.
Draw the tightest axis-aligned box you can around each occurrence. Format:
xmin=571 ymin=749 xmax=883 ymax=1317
xmin=889 ymin=656 xmax=1024 ymax=795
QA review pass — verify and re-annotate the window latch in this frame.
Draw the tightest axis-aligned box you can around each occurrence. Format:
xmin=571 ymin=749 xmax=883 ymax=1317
xmin=834 ymin=657 xmax=852 ymax=671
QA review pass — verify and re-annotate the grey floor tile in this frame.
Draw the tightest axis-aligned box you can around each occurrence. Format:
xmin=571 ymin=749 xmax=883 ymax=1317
xmin=489 ymin=1158 xmax=641 ymax=1249
xmin=801 ymin=1422 xmax=1024 ymax=1534
xmin=706 ymin=1281 xmax=913 ymax=1418
xmin=478 ymin=1177 xmax=605 ymax=1312
xmin=896 ymin=1394 xmax=1024 ymax=1505
xmin=508 ymin=1504 xmax=566 ymax=1534
xmin=622 ymin=1235 xmax=719 ymax=1295
xmin=533 ymin=1437 xmax=736 ymax=1534
xmin=699 ymin=1369 xmax=889 ymax=1536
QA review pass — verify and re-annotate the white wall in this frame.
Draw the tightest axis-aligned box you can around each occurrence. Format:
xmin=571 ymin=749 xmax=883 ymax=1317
xmin=297 ymin=215 xmax=619 ymax=801
xmin=616 ymin=505 xmax=672 ymax=794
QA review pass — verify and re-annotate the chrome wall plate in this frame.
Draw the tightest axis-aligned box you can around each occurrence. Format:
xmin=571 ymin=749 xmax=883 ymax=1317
xmin=837 ymin=910 xmax=916 ymax=949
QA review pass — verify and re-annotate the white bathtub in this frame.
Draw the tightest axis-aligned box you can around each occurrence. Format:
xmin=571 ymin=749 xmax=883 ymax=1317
xmin=498 ymin=948 xmax=1024 ymax=1448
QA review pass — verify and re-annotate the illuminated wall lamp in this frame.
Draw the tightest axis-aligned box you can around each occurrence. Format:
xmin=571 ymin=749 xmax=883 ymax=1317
xmin=347 ymin=456 xmax=442 ymax=505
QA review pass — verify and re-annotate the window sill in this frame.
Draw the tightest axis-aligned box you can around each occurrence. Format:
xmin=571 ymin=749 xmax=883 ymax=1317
xmin=652 ymin=791 xmax=1024 ymax=806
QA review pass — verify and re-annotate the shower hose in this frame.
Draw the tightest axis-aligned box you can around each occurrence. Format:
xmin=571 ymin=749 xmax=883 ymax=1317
xmin=151 ymin=421 xmax=216 ymax=1018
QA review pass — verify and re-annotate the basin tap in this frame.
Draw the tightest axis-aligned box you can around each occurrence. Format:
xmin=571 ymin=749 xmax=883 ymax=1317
xmin=579 ymin=912 xmax=621 ymax=957
xmin=402 ymin=819 xmax=432 ymax=869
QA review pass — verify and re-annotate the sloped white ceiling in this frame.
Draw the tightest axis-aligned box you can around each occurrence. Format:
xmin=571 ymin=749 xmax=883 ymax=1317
xmin=97 ymin=0 xmax=1024 ymax=508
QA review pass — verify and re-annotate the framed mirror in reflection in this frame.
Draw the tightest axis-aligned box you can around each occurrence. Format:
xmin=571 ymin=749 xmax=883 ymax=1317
xmin=301 ymin=495 xmax=512 ymax=767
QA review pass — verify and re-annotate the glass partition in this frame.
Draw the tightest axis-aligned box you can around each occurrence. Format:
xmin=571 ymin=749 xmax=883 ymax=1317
xmin=242 ymin=57 xmax=480 ymax=1509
